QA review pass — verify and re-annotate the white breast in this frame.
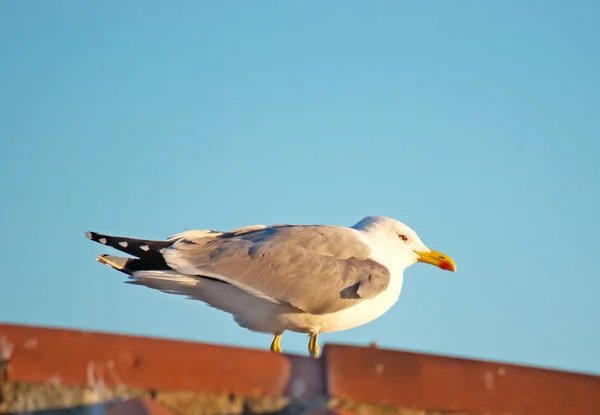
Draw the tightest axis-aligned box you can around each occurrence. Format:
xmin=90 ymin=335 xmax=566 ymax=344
xmin=305 ymin=271 xmax=404 ymax=333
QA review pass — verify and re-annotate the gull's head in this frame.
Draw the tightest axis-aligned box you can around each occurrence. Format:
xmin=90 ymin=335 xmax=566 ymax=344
xmin=352 ymin=216 xmax=457 ymax=273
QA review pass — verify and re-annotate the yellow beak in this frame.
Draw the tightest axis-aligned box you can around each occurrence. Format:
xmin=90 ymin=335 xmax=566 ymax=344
xmin=414 ymin=249 xmax=457 ymax=272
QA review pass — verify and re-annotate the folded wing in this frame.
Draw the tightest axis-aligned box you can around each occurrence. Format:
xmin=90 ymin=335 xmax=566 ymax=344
xmin=161 ymin=224 xmax=391 ymax=315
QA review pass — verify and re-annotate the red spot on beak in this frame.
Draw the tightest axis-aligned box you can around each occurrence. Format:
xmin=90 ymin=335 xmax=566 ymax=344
xmin=439 ymin=261 xmax=454 ymax=271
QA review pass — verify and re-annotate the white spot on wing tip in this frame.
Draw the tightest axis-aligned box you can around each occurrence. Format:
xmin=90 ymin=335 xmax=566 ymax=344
xmin=99 ymin=238 xmax=107 ymax=244
xmin=118 ymin=241 xmax=128 ymax=248
xmin=85 ymin=232 xmax=92 ymax=240
xmin=140 ymin=245 xmax=150 ymax=251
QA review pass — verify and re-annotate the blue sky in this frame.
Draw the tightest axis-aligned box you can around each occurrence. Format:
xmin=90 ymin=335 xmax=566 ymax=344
xmin=1 ymin=1 xmax=599 ymax=375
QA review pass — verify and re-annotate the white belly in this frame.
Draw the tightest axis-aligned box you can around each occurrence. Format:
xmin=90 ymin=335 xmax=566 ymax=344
xmin=233 ymin=272 xmax=405 ymax=334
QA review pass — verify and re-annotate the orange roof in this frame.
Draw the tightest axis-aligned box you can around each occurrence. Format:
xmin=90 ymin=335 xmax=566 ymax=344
xmin=1 ymin=322 xmax=599 ymax=414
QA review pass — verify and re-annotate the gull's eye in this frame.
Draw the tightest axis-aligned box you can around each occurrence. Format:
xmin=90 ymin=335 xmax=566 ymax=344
xmin=398 ymin=234 xmax=409 ymax=241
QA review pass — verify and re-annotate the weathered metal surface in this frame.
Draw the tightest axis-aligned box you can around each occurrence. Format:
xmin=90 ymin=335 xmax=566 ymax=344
xmin=0 ymin=380 xmax=297 ymax=414
xmin=324 ymin=344 xmax=600 ymax=415
xmin=0 ymin=323 xmax=301 ymax=398
xmin=3 ymin=322 xmax=600 ymax=415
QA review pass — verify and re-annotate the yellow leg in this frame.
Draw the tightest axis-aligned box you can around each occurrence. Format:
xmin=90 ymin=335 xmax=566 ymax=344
xmin=308 ymin=333 xmax=320 ymax=358
xmin=270 ymin=333 xmax=283 ymax=353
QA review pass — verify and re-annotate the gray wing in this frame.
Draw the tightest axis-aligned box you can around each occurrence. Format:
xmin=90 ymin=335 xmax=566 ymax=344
xmin=161 ymin=225 xmax=391 ymax=315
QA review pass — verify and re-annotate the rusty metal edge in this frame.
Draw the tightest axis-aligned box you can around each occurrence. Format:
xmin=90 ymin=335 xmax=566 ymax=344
xmin=322 ymin=344 xmax=600 ymax=415
xmin=0 ymin=322 xmax=323 ymax=400
xmin=326 ymin=342 xmax=600 ymax=377
xmin=3 ymin=321 xmax=600 ymax=415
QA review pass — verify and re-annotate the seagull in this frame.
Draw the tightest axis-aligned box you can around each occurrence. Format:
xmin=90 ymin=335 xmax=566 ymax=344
xmin=85 ymin=216 xmax=456 ymax=357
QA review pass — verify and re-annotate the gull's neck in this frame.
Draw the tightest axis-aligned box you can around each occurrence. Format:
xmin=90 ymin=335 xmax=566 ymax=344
xmin=351 ymin=227 xmax=412 ymax=276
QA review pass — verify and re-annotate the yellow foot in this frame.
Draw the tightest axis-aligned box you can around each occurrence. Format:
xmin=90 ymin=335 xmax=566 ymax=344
xmin=270 ymin=333 xmax=283 ymax=353
xmin=308 ymin=333 xmax=320 ymax=358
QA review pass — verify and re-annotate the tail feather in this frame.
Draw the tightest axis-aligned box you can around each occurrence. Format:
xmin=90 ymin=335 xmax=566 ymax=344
xmin=96 ymin=254 xmax=171 ymax=275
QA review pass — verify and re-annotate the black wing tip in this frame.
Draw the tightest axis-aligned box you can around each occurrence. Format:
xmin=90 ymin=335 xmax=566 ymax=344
xmin=85 ymin=231 xmax=108 ymax=245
